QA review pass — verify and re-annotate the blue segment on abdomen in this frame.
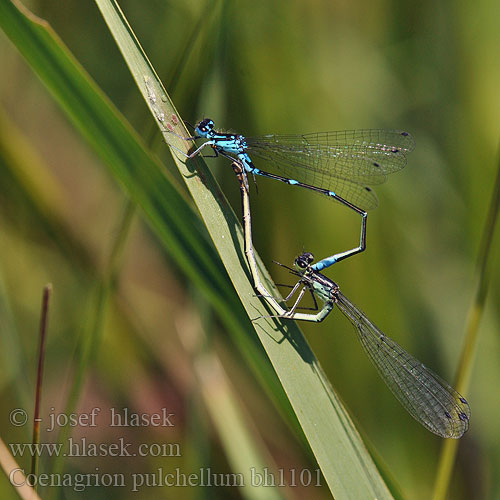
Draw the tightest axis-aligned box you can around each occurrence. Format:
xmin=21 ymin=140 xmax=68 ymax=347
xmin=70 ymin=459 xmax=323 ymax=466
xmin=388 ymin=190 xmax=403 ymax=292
xmin=312 ymin=258 xmax=336 ymax=271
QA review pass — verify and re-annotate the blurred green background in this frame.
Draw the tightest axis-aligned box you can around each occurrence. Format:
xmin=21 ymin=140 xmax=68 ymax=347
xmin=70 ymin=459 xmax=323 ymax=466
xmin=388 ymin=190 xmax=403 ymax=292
xmin=1 ymin=0 xmax=499 ymax=499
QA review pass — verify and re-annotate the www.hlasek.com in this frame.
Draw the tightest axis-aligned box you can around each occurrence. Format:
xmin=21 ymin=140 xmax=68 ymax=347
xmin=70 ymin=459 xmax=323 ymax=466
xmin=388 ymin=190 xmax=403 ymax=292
xmin=9 ymin=438 xmax=181 ymax=458
xmin=10 ymin=467 xmax=322 ymax=492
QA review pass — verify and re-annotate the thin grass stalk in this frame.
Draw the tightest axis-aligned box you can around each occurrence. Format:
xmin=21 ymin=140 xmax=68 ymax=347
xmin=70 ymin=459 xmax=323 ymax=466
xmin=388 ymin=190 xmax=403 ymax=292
xmin=51 ymin=200 xmax=135 ymax=487
xmin=432 ymin=141 xmax=500 ymax=500
xmin=30 ymin=284 xmax=52 ymax=483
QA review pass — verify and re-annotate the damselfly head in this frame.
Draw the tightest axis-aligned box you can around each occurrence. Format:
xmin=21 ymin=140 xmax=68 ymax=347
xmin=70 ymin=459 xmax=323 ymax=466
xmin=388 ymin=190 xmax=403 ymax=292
xmin=295 ymin=252 xmax=315 ymax=270
xmin=195 ymin=118 xmax=215 ymax=137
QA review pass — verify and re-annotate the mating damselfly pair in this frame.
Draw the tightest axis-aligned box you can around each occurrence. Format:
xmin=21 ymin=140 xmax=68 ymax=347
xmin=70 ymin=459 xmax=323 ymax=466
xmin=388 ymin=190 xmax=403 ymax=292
xmin=170 ymin=119 xmax=470 ymax=439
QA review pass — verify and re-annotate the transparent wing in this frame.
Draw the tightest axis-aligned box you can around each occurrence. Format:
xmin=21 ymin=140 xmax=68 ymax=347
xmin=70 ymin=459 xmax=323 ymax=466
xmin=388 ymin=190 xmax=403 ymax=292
xmin=245 ymin=129 xmax=414 ymax=211
xmin=335 ymin=291 xmax=470 ymax=438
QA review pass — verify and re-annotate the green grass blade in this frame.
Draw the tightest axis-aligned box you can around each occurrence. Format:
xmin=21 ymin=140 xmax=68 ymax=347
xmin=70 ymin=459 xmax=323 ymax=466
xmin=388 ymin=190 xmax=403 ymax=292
xmin=0 ymin=0 xmax=296 ymax=446
xmin=0 ymin=0 xmax=230 ymax=311
xmin=92 ymin=0 xmax=395 ymax=497
xmin=432 ymin=140 xmax=500 ymax=500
